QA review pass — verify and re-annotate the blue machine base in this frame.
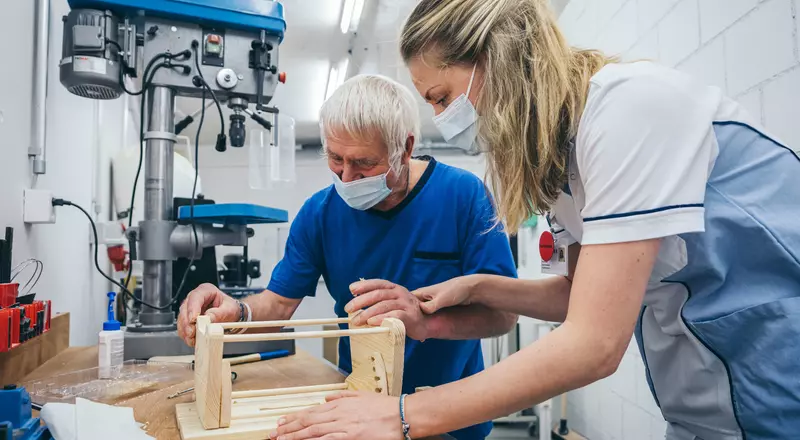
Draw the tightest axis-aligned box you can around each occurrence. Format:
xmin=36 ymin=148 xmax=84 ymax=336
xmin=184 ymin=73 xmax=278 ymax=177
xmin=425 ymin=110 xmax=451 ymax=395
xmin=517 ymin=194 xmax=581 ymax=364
xmin=178 ymin=203 xmax=288 ymax=225
xmin=66 ymin=0 xmax=286 ymax=38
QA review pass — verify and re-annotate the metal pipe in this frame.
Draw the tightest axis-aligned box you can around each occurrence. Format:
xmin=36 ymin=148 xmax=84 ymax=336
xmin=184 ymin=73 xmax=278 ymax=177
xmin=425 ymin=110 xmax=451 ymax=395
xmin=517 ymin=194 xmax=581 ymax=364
xmin=142 ymin=86 xmax=175 ymax=316
xmin=30 ymin=0 xmax=50 ymax=175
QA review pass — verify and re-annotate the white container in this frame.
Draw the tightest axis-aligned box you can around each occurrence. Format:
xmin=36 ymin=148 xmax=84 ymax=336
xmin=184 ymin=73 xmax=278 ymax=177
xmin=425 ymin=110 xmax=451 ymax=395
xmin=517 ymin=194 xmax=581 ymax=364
xmin=98 ymin=328 xmax=124 ymax=378
xmin=98 ymin=292 xmax=124 ymax=379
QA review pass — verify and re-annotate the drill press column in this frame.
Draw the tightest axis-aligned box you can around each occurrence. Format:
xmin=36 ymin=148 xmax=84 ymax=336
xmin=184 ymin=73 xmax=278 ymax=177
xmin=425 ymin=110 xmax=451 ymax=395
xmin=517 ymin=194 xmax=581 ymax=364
xmin=138 ymin=85 xmax=177 ymax=331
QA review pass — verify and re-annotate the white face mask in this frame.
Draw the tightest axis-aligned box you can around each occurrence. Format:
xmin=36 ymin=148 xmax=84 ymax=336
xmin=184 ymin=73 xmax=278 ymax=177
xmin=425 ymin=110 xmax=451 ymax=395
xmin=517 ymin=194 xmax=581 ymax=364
xmin=432 ymin=64 xmax=479 ymax=151
xmin=332 ymin=171 xmax=393 ymax=210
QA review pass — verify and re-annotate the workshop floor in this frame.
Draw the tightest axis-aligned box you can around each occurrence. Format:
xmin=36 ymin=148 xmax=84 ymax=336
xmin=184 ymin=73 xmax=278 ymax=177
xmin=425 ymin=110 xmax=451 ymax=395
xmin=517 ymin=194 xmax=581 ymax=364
xmin=488 ymin=423 xmax=534 ymax=439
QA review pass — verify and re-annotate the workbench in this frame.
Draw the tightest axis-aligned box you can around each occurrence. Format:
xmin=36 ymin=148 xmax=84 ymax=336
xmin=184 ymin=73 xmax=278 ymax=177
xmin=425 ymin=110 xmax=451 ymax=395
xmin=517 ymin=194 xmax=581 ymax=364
xmin=23 ymin=346 xmax=453 ymax=440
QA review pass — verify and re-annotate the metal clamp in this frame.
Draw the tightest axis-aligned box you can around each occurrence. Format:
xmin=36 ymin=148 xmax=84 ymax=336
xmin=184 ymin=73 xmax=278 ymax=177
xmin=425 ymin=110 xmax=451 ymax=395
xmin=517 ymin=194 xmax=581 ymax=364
xmin=144 ymin=130 xmax=178 ymax=142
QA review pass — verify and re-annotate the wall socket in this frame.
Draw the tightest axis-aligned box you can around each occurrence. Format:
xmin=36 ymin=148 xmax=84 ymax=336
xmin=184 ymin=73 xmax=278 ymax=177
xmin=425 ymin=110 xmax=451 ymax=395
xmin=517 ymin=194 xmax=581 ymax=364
xmin=23 ymin=189 xmax=56 ymax=224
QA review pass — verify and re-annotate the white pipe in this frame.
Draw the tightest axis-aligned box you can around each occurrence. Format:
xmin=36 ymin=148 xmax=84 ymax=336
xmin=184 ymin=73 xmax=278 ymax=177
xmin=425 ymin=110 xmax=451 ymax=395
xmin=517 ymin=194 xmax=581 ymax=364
xmin=30 ymin=0 xmax=50 ymax=175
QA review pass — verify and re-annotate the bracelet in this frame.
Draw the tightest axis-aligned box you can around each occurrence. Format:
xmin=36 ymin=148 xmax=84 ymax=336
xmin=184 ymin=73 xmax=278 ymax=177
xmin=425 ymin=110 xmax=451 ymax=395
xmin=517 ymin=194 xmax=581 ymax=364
xmin=225 ymin=301 xmax=249 ymax=335
xmin=237 ymin=301 xmax=246 ymax=322
xmin=399 ymin=394 xmax=412 ymax=440
xmin=243 ymin=301 xmax=252 ymax=323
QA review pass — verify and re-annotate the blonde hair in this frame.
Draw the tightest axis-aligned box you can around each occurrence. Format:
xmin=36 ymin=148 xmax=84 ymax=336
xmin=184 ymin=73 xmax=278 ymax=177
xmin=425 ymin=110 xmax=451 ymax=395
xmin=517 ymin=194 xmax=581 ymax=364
xmin=320 ymin=74 xmax=421 ymax=174
xmin=400 ymin=0 xmax=614 ymax=231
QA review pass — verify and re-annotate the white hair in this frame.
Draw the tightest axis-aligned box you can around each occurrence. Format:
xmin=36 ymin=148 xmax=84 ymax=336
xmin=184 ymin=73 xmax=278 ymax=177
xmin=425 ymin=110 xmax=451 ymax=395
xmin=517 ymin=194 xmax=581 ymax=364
xmin=320 ymin=74 xmax=421 ymax=173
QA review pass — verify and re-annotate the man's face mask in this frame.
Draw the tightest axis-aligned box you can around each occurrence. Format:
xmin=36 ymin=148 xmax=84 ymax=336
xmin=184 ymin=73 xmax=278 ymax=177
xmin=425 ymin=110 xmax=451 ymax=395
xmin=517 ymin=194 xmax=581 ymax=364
xmin=332 ymin=170 xmax=392 ymax=211
xmin=432 ymin=64 xmax=479 ymax=152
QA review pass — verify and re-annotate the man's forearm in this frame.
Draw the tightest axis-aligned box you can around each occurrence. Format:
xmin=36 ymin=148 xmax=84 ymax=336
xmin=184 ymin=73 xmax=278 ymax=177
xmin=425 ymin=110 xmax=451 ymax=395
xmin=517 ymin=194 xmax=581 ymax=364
xmin=425 ymin=305 xmax=517 ymax=340
xmin=240 ymin=289 xmax=301 ymax=332
xmin=468 ymin=275 xmax=571 ymax=322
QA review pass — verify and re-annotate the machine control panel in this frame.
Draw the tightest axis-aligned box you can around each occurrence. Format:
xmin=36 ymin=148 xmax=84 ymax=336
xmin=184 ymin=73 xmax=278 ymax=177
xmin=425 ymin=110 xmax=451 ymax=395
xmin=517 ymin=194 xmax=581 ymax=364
xmin=202 ymin=30 xmax=225 ymax=66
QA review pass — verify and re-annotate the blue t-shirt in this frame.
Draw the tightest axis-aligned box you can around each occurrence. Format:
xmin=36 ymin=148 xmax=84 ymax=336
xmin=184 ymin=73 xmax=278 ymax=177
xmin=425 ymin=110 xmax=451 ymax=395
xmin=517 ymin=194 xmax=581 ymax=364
xmin=267 ymin=157 xmax=517 ymax=440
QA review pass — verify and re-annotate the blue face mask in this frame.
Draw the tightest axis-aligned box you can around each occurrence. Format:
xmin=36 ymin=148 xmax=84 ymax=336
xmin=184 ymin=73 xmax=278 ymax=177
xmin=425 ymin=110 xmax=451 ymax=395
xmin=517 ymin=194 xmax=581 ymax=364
xmin=332 ymin=171 xmax=393 ymax=210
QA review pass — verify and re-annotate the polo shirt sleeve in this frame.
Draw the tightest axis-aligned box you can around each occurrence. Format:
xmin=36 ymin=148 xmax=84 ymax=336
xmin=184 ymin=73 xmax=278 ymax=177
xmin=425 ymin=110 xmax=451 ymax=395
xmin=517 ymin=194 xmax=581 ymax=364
xmin=267 ymin=199 xmax=323 ymax=299
xmin=460 ymin=177 xmax=518 ymax=278
xmin=577 ymin=71 xmax=716 ymax=245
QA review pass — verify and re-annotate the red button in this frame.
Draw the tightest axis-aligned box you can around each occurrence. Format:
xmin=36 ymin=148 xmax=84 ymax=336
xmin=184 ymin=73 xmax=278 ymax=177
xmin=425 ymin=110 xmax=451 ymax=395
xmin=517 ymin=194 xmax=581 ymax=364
xmin=207 ymin=34 xmax=221 ymax=44
xmin=278 ymin=72 xmax=286 ymax=84
xmin=539 ymin=231 xmax=555 ymax=262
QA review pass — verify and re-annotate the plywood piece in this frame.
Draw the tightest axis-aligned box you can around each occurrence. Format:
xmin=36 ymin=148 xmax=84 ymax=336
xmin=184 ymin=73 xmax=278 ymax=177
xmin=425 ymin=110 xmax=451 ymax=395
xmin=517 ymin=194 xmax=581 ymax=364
xmin=230 ymin=382 xmax=347 ymax=399
xmin=194 ymin=316 xmax=224 ymax=429
xmin=0 ymin=312 xmax=69 ymax=385
xmin=220 ymin=360 xmax=232 ymax=428
xmin=372 ymin=352 xmax=389 ymax=395
xmin=346 ymin=317 xmax=405 ymax=396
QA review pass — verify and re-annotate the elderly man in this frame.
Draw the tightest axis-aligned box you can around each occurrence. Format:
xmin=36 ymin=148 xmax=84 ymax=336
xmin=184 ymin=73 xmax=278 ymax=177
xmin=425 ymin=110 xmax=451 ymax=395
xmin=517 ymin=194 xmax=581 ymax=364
xmin=177 ymin=74 xmax=516 ymax=440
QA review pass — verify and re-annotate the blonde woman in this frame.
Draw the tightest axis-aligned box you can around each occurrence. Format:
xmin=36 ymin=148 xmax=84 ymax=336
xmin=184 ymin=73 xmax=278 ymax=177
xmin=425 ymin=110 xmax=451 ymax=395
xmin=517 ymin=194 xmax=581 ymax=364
xmin=270 ymin=0 xmax=800 ymax=439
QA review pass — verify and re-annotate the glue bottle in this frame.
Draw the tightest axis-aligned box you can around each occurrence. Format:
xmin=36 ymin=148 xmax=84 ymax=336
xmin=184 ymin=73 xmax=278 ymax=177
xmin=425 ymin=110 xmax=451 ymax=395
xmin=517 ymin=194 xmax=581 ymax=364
xmin=98 ymin=291 xmax=124 ymax=379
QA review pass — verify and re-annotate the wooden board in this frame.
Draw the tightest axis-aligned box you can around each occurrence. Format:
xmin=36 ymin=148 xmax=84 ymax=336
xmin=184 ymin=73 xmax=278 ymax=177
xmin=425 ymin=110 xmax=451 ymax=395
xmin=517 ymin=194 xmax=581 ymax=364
xmin=346 ymin=317 xmax=405 ymax=396
xmin=177 ymin=390 xmax=342 ymax=439
xmin=0 ymin=312 xmax=69 ymax=385
xmin=194 ymin=316 xmax=224 ymax=429
xmin=24 ymin=346 xmax=349 ymax=439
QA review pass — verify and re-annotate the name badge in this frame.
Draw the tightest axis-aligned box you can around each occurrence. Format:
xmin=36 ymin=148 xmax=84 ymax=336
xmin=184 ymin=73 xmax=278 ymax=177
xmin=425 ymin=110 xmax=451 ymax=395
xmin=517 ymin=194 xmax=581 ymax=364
xmin=540 ymin=229 xmax=574 ymax=276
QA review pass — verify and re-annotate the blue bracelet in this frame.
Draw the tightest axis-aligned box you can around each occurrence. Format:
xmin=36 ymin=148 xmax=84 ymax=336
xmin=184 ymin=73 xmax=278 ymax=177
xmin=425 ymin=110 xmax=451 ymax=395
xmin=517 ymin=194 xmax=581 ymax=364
xmin=400 ymin=394 xmax=412 ymax=440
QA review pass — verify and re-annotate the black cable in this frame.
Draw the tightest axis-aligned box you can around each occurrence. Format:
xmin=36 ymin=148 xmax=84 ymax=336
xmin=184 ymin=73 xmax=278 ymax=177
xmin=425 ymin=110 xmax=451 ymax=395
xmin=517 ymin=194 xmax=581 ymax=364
xmin=173 ymin=87 xmax=206 ymax=303
xmin=191 ymin=42 xmax=226 ymax=144
xmin=52 ymin=199 xmax=177 ymax=310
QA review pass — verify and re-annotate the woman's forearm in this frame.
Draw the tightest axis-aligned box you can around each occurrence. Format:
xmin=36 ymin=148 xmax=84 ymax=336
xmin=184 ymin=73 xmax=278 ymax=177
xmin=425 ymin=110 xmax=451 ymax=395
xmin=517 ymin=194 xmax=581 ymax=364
xmin=467 ymin=274 xmax=571 ymax=322
xmin=406 ymin=321 xmax=615 ymax=437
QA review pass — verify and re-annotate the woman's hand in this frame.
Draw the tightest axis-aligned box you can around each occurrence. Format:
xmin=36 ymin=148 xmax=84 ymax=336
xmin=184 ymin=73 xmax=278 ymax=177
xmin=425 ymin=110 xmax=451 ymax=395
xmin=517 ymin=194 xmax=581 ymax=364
xmin=269 ymin=391 xmax=402 ymax=440
xmin=412 ymin=275 xmax=479 ymax=314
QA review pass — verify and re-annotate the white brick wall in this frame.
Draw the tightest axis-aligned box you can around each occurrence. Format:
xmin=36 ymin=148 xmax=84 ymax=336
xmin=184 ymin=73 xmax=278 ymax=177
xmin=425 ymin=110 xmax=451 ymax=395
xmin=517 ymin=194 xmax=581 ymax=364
xmin=557 ymin=0 xmax=800 ymax=437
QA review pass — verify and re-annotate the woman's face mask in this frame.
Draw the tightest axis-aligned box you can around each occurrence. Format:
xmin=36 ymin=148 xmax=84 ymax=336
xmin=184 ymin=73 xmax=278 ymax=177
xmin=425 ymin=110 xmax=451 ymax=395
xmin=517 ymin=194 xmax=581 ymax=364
xmin=432 ymin=64 xmax=479 ymax=152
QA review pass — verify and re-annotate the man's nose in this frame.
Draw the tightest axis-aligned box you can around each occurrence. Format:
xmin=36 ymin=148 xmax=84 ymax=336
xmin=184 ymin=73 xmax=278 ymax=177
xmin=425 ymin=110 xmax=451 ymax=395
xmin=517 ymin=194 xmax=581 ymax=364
xmin=340 ymin=164 xmax=360 ymax=183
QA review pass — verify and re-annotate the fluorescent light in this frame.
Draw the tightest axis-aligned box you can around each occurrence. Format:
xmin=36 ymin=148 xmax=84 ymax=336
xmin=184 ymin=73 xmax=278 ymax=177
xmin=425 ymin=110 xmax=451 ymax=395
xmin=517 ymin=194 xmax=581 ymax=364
xmin=351 ymin=0 xmax=366 ymax=32
xmin=340 ymin=0 xmax=356 ymax=33
xmin=325 ymin=66 xmax=339 ymax=100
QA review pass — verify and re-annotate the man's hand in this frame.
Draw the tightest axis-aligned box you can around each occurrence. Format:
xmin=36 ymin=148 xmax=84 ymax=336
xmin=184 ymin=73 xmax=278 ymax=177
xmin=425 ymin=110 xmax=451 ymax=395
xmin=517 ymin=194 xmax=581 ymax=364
xmin=177 ymin=283 xmax=239 ymax=347
xmin=345 ymin=279 xmax=430 ymax=341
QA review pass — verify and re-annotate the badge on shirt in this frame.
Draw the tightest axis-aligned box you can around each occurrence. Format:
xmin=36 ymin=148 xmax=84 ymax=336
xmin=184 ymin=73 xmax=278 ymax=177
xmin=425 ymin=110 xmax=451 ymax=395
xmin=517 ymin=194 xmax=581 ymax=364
xmin=540 ymin=229 xmax=575 ymax=276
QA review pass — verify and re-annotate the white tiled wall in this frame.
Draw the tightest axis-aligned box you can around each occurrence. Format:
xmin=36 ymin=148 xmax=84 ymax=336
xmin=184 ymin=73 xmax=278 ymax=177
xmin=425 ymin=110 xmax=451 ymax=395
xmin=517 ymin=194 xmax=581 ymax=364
xmin=559 ymin=0 xmax=800 ymax=150
xmin=557 ymin=0 xmax=800 ymax=438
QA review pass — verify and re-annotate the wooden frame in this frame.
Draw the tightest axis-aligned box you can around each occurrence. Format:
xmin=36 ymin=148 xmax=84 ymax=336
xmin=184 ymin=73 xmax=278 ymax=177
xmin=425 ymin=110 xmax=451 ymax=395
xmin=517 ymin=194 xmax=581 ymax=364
xmin=175 ymin=316 xmax=405 ymax=439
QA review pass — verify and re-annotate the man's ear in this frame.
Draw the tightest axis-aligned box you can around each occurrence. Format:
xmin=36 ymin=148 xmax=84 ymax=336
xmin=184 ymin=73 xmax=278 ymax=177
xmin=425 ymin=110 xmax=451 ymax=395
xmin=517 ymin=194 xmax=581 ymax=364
xmin=404 ymin=134 xmax=415 ymax=160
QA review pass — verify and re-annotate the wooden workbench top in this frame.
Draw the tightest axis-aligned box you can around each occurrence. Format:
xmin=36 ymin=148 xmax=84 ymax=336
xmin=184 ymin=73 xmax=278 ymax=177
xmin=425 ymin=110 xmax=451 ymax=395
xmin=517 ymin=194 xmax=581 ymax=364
xmin=23 ymin=346 xmax=452 ymax=440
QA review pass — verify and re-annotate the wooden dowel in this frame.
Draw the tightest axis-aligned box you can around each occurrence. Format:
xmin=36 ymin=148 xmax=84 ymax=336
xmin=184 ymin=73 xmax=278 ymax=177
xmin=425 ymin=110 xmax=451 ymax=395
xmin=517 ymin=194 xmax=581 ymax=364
xmin=220 ymin=317 xmax=351 ymax=329
xmin=232 ymin=405 xmax=317 ymax=420
xmin=223 ymin=327 xmax=389 ymax=343
xmin=230 ymin=383 xmax=348 ymax=399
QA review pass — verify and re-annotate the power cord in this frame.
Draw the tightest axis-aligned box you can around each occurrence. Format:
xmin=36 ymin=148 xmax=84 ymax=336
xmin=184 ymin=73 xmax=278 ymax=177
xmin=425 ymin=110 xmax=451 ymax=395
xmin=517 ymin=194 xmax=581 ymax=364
xmin=51 ymin=198 xmax=177 ymax=310
xmin=172 ymin=40 xmax=227 ymax=302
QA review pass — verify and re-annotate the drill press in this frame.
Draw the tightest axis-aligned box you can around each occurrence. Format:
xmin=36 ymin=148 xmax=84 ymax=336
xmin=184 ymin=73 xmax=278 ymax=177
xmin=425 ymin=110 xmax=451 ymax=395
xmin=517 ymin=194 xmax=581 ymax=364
xmin=59 ymin=0 xmax=293 ymax=359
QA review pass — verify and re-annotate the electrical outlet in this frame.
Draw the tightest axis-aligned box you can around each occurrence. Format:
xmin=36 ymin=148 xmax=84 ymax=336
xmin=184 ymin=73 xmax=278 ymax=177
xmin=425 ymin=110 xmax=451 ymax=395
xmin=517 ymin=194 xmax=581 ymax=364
xmin=23 ymin=189 xmax=56 ymax=224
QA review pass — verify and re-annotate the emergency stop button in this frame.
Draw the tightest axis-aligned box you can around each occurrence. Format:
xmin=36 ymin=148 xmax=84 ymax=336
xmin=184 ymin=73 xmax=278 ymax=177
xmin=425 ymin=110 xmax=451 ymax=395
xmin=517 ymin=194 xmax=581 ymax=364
xmin=539 ymin=231 xmax=555 ymax=261
xmin=278 ymin=72 xmax=287 ymax=84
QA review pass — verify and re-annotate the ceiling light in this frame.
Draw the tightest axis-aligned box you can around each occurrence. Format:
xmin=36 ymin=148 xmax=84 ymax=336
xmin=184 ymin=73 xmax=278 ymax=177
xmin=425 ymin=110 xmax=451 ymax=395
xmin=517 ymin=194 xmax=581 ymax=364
xmin=340 ymin=0 xmax=356 ymax=33
xmin=350 ymin=0 xmax=366 ymax=32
